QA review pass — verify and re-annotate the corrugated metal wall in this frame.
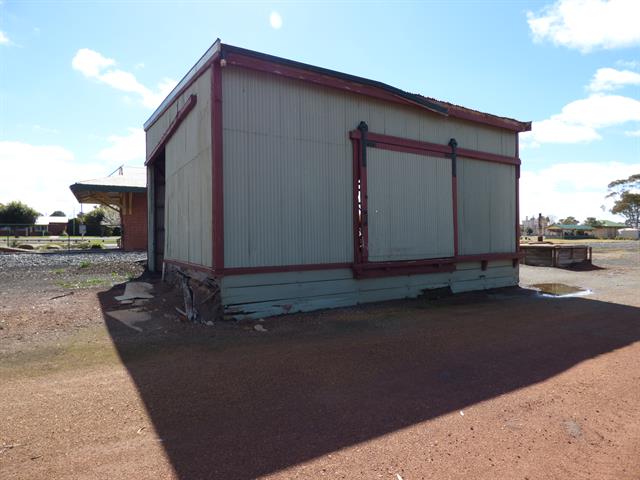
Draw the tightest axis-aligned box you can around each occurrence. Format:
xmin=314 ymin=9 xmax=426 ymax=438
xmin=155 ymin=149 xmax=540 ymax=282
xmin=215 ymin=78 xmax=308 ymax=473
xmin=149 ymin=69 xmax=213 ymax=267
xmin=222 ymin=66 xmax=515 ymax=268
xmin=367 ymin=148 xmax=454 ymax=261
xmin=457 ymin=157 xmax=516 ymax=255
xmin=222 ymin=69 xmax=353 ymax=268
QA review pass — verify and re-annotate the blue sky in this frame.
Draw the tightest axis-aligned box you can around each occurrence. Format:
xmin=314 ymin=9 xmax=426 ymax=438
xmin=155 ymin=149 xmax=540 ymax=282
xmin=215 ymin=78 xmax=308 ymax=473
xmin=1 ymin=0 xmax=639 ymax=222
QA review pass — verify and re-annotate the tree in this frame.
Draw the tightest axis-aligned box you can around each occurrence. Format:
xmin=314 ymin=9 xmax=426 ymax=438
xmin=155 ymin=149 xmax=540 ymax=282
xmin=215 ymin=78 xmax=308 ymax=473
xmin=611 ymin=192 xmax=640 ymax=228
xmin=584 ymin=217 xmax=603 ymax=228
xmin=80 ymin=207 xmax=110 ymax=236
xmin=50 ymin=210 xmax=66 ymax=217
xmin=0 ymin=201 xmax=40 ymax=224
xmin=607 ymin=174 xmax=640 ymax=198
xmin=558 ymin=216 xmax=579 ymax=225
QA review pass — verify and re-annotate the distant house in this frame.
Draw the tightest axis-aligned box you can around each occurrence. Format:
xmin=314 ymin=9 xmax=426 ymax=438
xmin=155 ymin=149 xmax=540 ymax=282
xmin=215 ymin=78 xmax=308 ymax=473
xmin=592 ymin=220 xmax=627 ymax=239
xmin=546 ymin=224 xmax=594 ymax=238
xmin=33 ymin=216 xmax=68 ymax=235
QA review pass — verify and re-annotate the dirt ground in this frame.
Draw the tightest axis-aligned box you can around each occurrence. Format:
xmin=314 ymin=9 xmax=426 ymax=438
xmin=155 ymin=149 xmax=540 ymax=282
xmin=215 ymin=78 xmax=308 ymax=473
xmin=1 ymin=243 xmax=639 ymax=480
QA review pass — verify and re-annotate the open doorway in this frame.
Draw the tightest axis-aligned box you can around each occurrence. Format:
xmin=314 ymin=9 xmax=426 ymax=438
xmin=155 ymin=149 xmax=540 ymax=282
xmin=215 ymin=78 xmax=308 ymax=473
xmin=151 ymin=150 xmax=165 ymax=271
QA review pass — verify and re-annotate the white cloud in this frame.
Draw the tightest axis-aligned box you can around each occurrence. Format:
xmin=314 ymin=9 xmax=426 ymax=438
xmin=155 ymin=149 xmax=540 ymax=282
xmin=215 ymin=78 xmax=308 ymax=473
xmin=520 ymin=161 xmax=640 ymax=221
xmin=0 ymin=30 xmax=11 ymax=46
xmin=0 ymin=142 xmax=106 ymax=216
xmin=72 ymin=48 xmax=177 ymax=109
xmin=527 ymin=0 xmax=640 ymax=52
xmin=71 ymin=48 xmax=115 ymax=76
xmin=522 ymin=93 xmax=640 ymax=147
xmin=624 ymin=129 xmax=640 ymax=137
xmin=0 ymin=131 xmax=146 ymax=216
xmin=96 ymin=128 xmax=145 ymax=164
xmin=269 ymin=11 xmax=283 ymax=29
xmin=588 ymin=67 xmax=640 ymax=92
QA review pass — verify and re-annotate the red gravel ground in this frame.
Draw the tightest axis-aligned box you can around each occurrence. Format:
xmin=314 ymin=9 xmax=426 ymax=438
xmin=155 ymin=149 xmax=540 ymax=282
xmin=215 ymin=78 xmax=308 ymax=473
xmin=1 ymin=244 xmax=639 ymax=479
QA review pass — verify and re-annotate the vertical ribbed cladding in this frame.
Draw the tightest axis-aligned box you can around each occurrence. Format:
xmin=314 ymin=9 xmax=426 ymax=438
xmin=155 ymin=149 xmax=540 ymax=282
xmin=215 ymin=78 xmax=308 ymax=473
xmin=161 ymin=68 xmax=213 ymax=267
xmin=219 ymin=65 xmax=518 ymax=269
xmin=457 ymin=157 xmax=516 ymax=255
xmin=222 ymin=67 xmax=352 ymax=268
xmin=367 ymin=149 xmax=454 ymax=261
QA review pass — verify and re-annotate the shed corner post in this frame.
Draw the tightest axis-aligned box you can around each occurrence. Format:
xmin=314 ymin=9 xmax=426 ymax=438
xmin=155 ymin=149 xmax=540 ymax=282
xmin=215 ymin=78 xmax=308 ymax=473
xmin=211 ymin=54 xmax=225 ymax=275
xmin=515 ymin=133 xmax=521 ymax=253
xmin=448 ymin=138 xmax=459 ymax=257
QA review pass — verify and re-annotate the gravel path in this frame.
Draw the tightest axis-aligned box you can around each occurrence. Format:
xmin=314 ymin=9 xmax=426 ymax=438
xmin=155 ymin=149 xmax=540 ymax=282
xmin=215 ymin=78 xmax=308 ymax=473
xmin=0 ymin=251 xmax=146 ymax=270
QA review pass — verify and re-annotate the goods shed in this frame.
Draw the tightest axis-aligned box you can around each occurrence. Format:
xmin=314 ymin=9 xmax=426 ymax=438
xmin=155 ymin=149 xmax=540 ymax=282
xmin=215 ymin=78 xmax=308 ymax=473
xmin=145 ymin=40 xmax=531 ymax=318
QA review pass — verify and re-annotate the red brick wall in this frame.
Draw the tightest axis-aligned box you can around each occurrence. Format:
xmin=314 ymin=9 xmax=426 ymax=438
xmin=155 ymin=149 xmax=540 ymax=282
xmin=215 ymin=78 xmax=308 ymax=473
xmin=121 ymin=192 xmax=148 ymax=251
xmin=48 ymin=223 xmax=67 ymax=235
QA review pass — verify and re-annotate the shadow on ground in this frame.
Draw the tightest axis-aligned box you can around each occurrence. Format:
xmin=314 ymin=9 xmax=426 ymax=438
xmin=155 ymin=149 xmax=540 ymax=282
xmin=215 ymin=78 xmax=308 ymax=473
xmin=98 ymin=286 xmax=640 ymax=479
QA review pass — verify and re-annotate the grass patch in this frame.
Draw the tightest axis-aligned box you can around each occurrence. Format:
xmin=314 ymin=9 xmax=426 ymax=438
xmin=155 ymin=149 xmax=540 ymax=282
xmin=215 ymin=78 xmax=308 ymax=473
xmin=79 ymin=260 xmax=91 ymax=269
xmin=56 ymin=278 xmax=110 ymax=289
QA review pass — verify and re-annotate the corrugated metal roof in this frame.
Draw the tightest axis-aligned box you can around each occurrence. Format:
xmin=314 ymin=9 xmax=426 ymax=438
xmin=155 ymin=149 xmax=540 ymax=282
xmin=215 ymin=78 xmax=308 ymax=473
xmin=70 ymin=166 xmax=146 ymax=193
xmin=597 ymin=220 xmax=627 ymax=228
xmin=548 ymin=224 xmax=594 ymax=230
xmin=35 ymin=216 xmax=68 ymax=225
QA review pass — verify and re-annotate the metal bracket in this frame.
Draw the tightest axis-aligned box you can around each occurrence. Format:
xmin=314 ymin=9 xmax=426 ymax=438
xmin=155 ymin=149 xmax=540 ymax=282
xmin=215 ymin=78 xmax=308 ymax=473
xmin=448 ymin=138 xmax=458 ymax=177
xmin=358 ymin=121 xmax=369 ymax=167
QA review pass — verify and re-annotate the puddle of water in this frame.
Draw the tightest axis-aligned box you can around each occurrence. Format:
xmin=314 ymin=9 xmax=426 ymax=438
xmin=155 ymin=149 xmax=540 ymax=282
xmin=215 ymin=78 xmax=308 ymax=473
xmin=530 ymin=283 xmax=592 ymax=297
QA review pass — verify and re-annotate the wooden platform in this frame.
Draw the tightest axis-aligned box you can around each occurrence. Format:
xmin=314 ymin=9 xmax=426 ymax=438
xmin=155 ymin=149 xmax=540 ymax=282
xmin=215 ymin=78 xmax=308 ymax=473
xmin=520 ymin=244 xmax=592 ymax=267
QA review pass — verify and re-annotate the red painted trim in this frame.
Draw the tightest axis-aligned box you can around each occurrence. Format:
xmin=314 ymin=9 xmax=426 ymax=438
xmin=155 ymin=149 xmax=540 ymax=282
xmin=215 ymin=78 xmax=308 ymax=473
xmin=455 ymin=252 xmax=523 ymax=263
xmin=351 ymin=130 xmax=449 ymax=155
xmin=351 ymin=138 xmax=362 ymax=265
xmin=446 ymin=105 xmax=531 ymax=133
xmin=145 ymin=95 xmax=197 ymax=166
xmin=355 ymin=257 xmax=455 ymax=269
xmin=366 ymin=141 xmax=449 ymax=158
xmin=360 ymin=142 xmax=369 ymax=263
xmin=164 ymin=258 xmax=215 ymax=274
xmin=201 ymin=252 xmax=523 ymax=278
xmin=350 ymin=130 xmax=520 ymax=166
xmin=353 ymin=262 xmax=456 ymax=279
xmin=224 ymin=52 xmax=447 ymax=117
xmin=223 ymin=49 xmax=530 ymax=132
xmin=515 ymin=139 xmax=521 ymax=252
xmin=456 ymin=147 xmax=520 ymax=166
xmin=145 ymin=44 xmax=220 ymax=132
xmin=452 ymin=175 xmax=459 ymax=257
xmin=212 ymin=59 xmax=224 ymax=270
xmin=221 ymin=262 xmax=352 ymax=276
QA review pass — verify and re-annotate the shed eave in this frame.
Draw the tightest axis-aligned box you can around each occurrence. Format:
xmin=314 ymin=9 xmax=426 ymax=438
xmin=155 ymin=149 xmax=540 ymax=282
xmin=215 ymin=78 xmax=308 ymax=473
xmin=143 ymin=40 xmax=531 ymax=134
xmin=143 ymin=39 xmax=222 ymax=131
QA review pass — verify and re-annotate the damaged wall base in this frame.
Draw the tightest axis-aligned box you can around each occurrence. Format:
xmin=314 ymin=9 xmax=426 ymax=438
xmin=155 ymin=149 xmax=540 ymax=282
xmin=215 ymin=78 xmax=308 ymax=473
xmin=220 ymin=261 xmax=518 ymax=320
xmin=164 ymin=264 xmax=224 ymax=323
